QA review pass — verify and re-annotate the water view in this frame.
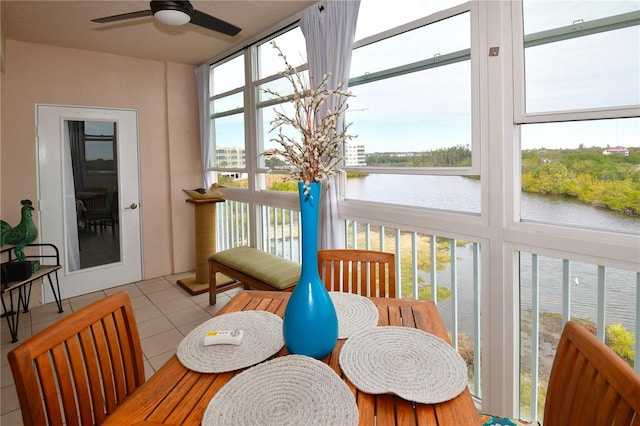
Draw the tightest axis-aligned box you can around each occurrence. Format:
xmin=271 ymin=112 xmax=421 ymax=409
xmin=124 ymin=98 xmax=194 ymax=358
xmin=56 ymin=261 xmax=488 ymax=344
xmin=345 ymin=174 xmax=640 ymax=335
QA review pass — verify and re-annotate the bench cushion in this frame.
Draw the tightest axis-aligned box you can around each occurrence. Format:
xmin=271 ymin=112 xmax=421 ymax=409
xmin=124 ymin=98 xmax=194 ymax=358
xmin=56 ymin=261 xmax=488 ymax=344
xmin=208 ymin=247 xmax=300 ymax=290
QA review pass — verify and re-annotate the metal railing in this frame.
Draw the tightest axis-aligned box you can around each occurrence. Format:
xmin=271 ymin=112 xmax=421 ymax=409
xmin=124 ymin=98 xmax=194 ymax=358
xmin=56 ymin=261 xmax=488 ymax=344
xmin=519 ymin=252 xmax=639 ymax=420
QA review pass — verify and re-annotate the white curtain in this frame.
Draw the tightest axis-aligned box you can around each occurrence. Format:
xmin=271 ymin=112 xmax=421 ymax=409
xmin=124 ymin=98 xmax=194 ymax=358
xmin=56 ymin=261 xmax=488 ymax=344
xmin=195 ymin=64 xmax=213 ymax=188
xmin=63 ymin=123 xmax=81 ymax=271
xmin=300 ymin=0 xmax=361 ymax=250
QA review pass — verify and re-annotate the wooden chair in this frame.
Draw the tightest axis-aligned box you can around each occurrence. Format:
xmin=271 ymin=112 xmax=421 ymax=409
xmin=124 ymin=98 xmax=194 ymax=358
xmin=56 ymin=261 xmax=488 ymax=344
xmin=100 ymin=190 xmax=118 ymax=235
xmin=84 ymin=192 xmax=109 ymax=231
xmin=8 ymin=292 xmax=145 ymax=426
xmin=318 ymin=249 xmax=396 ymax=297
xmin=543 ymin=321 xmax=640 ymax=425
xmin=481 ymin=321 xmax=640 ymax=425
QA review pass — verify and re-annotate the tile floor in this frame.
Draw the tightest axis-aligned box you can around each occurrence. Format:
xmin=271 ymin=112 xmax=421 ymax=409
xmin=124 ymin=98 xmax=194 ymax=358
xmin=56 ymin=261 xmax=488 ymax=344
xmin=0 ymin=272 xmax=239 ymax=425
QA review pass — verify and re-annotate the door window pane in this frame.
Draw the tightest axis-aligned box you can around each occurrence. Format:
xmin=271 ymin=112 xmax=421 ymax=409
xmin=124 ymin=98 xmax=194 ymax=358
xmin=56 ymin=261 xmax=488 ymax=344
xmin=68 ymin=120 xmax=121 ymax=270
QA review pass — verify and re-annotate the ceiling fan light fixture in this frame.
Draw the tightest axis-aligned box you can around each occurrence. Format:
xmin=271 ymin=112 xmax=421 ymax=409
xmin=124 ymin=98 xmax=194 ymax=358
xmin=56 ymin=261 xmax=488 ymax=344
xmin=154 ymin=9 xmax=191 ymax=26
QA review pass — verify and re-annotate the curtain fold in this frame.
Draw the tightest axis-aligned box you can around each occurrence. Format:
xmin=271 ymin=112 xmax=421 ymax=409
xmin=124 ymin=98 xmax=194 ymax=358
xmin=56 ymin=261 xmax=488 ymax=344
xmin=195 ymin=64 xmax=213 ymax=188
xmin=300 ymin=0 xmax=361 ymax=250
xmin=68 ymin=121 xmax=86 ymax=192
xmin=64 ymin=122 xmax=81 ymax=271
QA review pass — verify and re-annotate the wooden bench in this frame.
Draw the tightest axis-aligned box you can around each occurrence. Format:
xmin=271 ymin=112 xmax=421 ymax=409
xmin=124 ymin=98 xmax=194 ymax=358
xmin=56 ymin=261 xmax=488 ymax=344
xmin=208 ymin=246 xmax=300 ymax=305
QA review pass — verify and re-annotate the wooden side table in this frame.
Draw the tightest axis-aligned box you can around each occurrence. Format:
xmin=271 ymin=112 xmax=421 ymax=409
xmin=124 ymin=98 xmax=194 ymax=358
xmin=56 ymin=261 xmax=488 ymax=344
xmin=177 ymin=198 xmax=226 ymax=295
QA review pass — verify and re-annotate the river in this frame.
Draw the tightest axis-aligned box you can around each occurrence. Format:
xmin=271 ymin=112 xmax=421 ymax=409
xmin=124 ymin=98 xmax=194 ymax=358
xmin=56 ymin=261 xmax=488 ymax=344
xmin=345 ymin=174 xmax=640 ymax=335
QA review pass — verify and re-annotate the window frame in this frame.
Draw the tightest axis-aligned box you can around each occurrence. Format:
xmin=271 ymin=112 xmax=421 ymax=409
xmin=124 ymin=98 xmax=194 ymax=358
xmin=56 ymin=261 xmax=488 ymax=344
xmin=511 ymin=6 xmax=640 ymax=124
xmin=343 ymin=1 xmax=481 ymax=176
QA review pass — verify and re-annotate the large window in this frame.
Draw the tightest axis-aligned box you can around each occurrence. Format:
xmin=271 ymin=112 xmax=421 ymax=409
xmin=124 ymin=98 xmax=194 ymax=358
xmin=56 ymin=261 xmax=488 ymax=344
xmin=517 ymin=2 xmax=640 ymax=233
xmin=344 ymin=1 xmax=479 ymax=213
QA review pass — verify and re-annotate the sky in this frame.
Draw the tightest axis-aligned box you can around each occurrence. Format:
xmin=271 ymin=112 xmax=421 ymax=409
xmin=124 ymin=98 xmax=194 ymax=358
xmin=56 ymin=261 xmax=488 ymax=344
xmin=212 ymin=0 xmax=640 ymax=155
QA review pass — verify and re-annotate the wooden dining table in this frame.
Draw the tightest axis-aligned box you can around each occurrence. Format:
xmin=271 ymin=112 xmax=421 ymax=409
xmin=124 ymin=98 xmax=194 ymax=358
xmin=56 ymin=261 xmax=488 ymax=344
xmin=103 ymin=290 xmax=480 ymax=426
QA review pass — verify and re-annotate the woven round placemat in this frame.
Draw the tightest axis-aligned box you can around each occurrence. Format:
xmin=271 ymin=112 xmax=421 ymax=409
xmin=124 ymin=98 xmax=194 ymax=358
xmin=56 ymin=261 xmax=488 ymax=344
xmin=339 ymin=326 xmax=468 ymax=404
xmin=329 ymin=292 xmax=379 ymax=339
xmin=202 ymin=354 xmax=358 ymax=426
xmin=177 ymin=311 xmax=283 ymax=373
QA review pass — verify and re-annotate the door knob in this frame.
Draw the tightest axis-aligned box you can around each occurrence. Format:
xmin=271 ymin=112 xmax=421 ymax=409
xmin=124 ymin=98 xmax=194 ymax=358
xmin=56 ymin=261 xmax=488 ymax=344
xmin=126 ymin=203 xmax=138 ymax=210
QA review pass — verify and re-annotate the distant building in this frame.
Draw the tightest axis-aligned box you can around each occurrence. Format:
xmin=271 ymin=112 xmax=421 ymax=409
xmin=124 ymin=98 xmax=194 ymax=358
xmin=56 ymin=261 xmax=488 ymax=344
xmin=602 ymin=147 xmax=629 ymax=156
xmin=216 ymin=147 xmax=246 ymax=167
xmin=344 ymin=143 xmax=366 ymax=166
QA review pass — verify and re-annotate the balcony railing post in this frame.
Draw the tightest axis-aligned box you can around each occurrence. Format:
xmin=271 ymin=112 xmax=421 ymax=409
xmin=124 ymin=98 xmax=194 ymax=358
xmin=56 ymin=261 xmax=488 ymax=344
xmin=562 ymin=259 xmax=571 ymax=327
xmin=531 ymin=253 xmax=540 ymax=421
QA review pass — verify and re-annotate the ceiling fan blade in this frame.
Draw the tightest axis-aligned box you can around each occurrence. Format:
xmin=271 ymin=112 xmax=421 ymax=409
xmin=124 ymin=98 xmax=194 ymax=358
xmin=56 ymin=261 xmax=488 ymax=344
xmin=190 ymin=9 xmax=241 ymax=36
xmin=92 ymin=10 xmax=153 ymax=24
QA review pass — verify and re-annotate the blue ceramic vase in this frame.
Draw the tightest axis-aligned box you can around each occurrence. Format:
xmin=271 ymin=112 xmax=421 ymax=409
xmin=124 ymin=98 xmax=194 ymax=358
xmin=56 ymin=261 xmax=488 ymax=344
xmin=282 ymin=182 xmax=338 ymax=359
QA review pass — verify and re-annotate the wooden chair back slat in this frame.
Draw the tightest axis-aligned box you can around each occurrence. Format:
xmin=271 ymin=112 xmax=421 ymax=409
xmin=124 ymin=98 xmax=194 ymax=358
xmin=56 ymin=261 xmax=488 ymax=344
xmin=102 ymin=313 xmax=127 ymax=405
xmin=65 ymin=336 xmax=95 ymax=424
xmin=113 ymin=305 xmax=139 ymax=395
xmin=34 ymin=353 xmax=64 ymax=425
xmin=91 ymin=320 xmax=118 ymax=414
xmin=78 ymin=327 xmax=106 ymax=423
xmin=50 ymin=344 xmax=80 ymax=426
xmin=318 ymin=249 xmax=396 ymax=298
xmin=8 ymin=292 xmax=145 ymax=426
xmin=543 ymin=321 xmax=640 ymax=426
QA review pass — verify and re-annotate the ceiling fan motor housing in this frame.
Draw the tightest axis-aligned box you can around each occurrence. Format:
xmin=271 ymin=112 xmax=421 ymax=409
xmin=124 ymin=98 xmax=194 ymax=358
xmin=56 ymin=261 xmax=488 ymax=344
xmin=151 ymin=1 xmax=193 ymax=25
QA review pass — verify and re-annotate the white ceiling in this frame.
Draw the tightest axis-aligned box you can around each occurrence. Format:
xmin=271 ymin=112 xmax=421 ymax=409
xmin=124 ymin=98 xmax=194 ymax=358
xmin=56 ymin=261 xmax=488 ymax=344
xmin=1 ymin=1 xmax=315 ymax=65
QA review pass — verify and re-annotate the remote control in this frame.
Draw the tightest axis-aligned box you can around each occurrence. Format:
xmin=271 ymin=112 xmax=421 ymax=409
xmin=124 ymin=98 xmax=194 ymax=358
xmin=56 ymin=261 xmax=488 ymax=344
xmin=203 ymin=329 xmax=244 ymax=346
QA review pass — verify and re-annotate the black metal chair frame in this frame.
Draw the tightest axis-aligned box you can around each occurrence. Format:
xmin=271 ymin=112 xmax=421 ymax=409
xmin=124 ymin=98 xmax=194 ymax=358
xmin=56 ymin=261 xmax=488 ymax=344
xmin=1 ymin=243 xmax=64 ymax=342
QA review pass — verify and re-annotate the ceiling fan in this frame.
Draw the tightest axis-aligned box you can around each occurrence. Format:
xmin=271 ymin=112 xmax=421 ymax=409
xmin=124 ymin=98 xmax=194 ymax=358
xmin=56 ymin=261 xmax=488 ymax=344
xmin=91 ymin=1 xmax=241 ymax=36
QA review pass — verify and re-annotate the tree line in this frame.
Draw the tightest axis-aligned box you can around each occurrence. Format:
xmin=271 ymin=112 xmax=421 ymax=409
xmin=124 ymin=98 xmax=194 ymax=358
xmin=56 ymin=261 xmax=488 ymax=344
xmin=522 ymin=146 xmax=640 ymax=216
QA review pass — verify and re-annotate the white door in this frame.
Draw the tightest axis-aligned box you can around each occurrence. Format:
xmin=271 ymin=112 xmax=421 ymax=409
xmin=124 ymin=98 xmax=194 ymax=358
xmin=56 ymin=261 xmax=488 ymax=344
xmin=37 ymin=105 xmax=142 ymax=301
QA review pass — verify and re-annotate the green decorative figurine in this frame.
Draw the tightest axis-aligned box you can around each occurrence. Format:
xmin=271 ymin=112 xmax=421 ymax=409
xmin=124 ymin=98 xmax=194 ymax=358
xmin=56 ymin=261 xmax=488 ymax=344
xmin=1 ymin=199 xmax=38 ymax=261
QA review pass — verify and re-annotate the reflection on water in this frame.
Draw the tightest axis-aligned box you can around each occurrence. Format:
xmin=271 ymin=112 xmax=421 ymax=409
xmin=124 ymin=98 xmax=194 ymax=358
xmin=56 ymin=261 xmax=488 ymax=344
xmin=522 ymin=191 xmax=640 ymax=234
xmin=346 ymin=174 xmax=639 ymax=234
xmin=346 ymin=174 xmax=481 ymax=213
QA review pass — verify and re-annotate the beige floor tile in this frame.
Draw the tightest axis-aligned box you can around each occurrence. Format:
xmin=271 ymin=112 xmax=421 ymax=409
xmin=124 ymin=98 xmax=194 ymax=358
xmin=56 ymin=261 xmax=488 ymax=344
xmin=0 ymin=407 xmax=23 ymax=425
xmin=27 ymin=300 xmax=69 ymax=325
xmin=132 ymin=303 xmax=164 ymax=323
xmin=136 ymin=277 xmax=175 ymax=294
xmin=143 ymin=359 xmax=155 ymax=381
xmin=141 ymin=328 xmax=184 ymax=358
xmin=1 ymin=363 xmax=15 ymax=387
xmin=69 ymin=292 xmax=106 ymax=311
xmin=1 ymin=383 xmax=20 ymax=415
xmin=148 ymin=349 xmax=176 ymax=372
xmin=151 ymin=293 xmax=198 ymax=314
xmin=145 ymin=287 xmax=190 ymax=305
xmin=137 ymin=315 xmax=176 ymax=339
xmin=105 ymin=282 xmax=144 ymax=298
xmin=165 ymin=305 xmax=211 ymax=328
xmin=128 ymin=293 xmax=155 ymax=309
